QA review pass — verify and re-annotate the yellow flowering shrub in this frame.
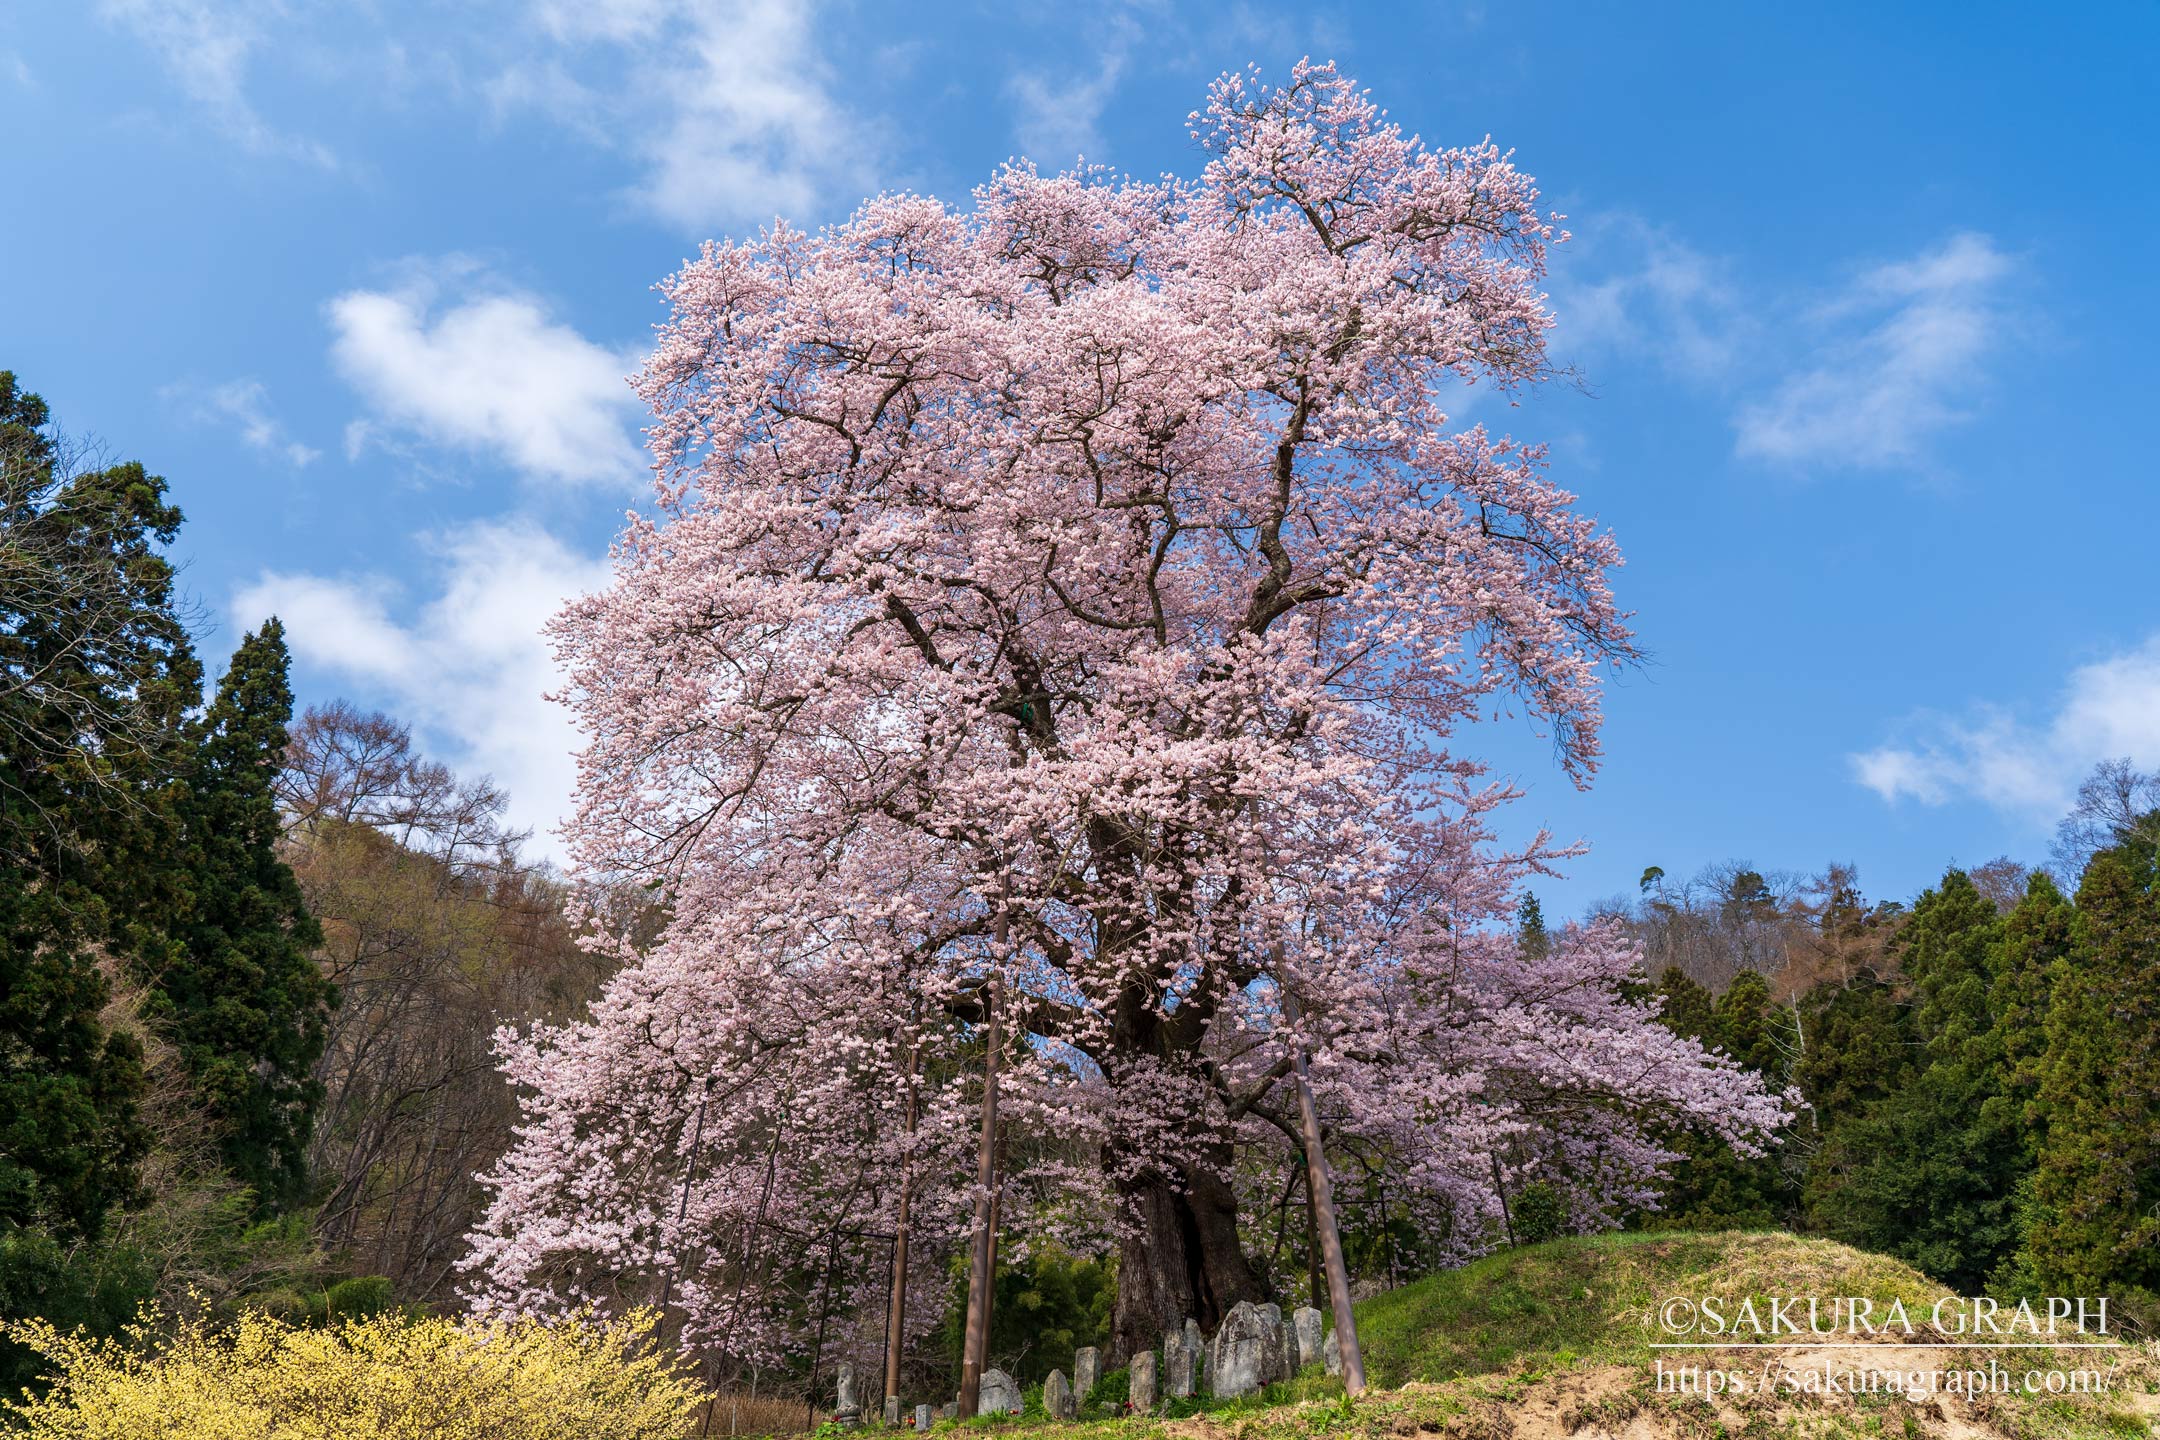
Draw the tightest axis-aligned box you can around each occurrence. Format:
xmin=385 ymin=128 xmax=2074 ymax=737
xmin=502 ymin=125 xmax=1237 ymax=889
xmin=2 ymin=1306 xmax=707 ymax=1440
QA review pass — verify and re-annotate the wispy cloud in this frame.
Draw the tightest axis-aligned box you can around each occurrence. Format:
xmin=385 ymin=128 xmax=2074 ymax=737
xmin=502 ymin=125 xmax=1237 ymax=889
xmin=491 ymin=0 xmax=869 ymax=231
xmin=169 ymin=378 xmax=320 ymax=467
xmin=95 ymin=0 xmax=334 ymax=166
xmin=1736 ymin=232 xmax=2013 ymax=468
xmin=234 ymin=518 xmax=611 ymax=861
xmin=1547 ymin=216 xmax=1750 ymax=382
xmin=326 ymin=259 xmax=645 ymax=488
xmin=1852 ymin=633 xmax=2160 ymax=821
xmin=1551 ymin=226 xmax=2015 ymax=473
xmin=1005 ymin=25 xmax=1134 ymax=165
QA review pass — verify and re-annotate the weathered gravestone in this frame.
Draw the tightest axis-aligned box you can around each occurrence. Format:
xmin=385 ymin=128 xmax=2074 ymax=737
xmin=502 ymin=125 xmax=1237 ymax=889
xmin=938 ymin=1402 xmax=958 ymax=1420
xmin=834 ymin=1364 xmax=863 ymax=1428
xmin=1128 ymin=1348 xmax=1158 ymax=1411
xmin=1206 ymin=1300 xmax=1290 ymax=1398
xmin=1290 ymin=1307 xmax=1324 ymax=1371
xmin=1323 ymin=1328 xmax=1341 ymax=1377
xmin=1044 ymin=1370 xmax=1075 ymax=1420
xmin=1262 ymin=1302 xmax=1291 ymax=1379
xmin=1073 ymin=1346 xmax=1101 ymax=1403
xmin=915 ymin=1404 xmax=932 ymax=1431
xmin=884 ymin=1396 xmax=901 ymax=1426
xmin=977 ymin=1368 xmax=1023 ymax=1417
xmin=1164 ymin=1327 xmax=1194 ymax=1398
xmin=1182 ymin=1318 xmax=1203 ymax=1388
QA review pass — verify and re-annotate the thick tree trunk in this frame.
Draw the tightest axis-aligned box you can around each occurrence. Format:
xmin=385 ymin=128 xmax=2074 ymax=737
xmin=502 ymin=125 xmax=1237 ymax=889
xmin=1107 ymin=1151 xmax=1269 ymax=1365
xmin=1091 ymin=824 xmax=1269 ymax=1365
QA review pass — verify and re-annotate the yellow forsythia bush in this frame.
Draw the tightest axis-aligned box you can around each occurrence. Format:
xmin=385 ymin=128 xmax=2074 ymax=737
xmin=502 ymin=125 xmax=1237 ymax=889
xmin=1 ymin=1306 xmax=708 ymax=1440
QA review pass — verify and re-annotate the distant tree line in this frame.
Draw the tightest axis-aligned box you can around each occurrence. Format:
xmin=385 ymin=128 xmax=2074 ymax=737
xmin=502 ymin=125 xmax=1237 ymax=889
xmin=1600 ymin=768 xmax=2160 ymax=1321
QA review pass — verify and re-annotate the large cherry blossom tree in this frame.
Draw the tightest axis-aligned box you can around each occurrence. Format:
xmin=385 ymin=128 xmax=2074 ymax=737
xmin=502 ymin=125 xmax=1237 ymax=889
xmin=462 ymin=62 xmax=1790 ymax=1370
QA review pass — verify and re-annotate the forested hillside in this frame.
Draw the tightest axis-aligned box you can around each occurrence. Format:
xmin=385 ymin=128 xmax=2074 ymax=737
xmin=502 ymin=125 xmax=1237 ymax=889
xmin=1581 ymin=785 xmax=2160 ymax=1322
xmin=0 ymin=371 xmax=641 ymax=1390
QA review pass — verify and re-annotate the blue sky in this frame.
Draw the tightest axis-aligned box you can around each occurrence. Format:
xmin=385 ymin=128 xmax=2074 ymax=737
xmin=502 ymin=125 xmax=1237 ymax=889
xmin=5 ymin=1 xmax=2156 ymax=915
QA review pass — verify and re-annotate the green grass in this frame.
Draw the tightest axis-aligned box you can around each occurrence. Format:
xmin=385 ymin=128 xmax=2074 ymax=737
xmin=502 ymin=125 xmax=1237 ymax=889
xmin=1352 ymin=1228 xmax=1946 ymax=1387
xmin=916 ymin=1232 xmax=2157 ymax=1440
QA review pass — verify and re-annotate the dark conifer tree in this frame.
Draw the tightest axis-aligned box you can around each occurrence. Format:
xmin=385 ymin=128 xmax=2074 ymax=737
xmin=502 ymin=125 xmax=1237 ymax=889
xmin=2027 ymin=845 xmax=2160 ymax=1317
xmin=1 ymin=371 xmax=196 ymax=1238
xmin=1804 ymin=871 xmax=2024 ymax=1291
xmin=1515 ymin=891 xmax=1549 ymax=959
xmin=1987 ymin=872 xmax=2075 ymax=1132
xmin=1713 ymin=970 xmax=1783 ymax=1073
xmin=152 ymin=620 xmax=331 ymax=1212
xmin=1643 ymin=966 xmax=1794 ymax=1230
xmin=1793 ymin=970 xmax=1911 ymax=1137
xmin=1653 ymin=966 xmax=1716 ymax=1044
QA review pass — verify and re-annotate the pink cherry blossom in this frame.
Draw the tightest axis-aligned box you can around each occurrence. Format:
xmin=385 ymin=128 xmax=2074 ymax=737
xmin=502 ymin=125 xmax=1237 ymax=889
xmin=461 ymin=60 xmax=1789 ymax=1370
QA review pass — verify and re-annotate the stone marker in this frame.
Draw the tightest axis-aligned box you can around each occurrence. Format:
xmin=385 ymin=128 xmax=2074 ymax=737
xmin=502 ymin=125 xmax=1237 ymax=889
xmin=1128 ymin=1348 xmax=1158 ymax=1411
xmin=1164 ymin=1329 xmax=1193 ymax=1398
xmin=916 ymin=1404 xmax=933 ymax=1431
xmin=938 ymin=1402 xmax=958 ymax=1420
xmin=1291 ymin=1307 xmax=1324 ymax=1371
xmin=884 ymin=1396 xmax=902 ymax=1427
xmin=977 ymin=1368 xmax=1023 ymax=1417
xmin=1323 ymin=1328 xmax=1342 ymax=1377
xmin=1182 ymin=1318 xmax=1203 ymax=1386
xmin=1261 ymin=1303 xmax=1291 ymax=1378
xmin=1045 ymin=1369 xmax=1075 ymax=1420
xmin=835 ymin=1363 xmax=863 ymax=1428
xmin=1206 ymin=1299 xmax=1290 ymax=1398
xmin=1073 ymin=1345 xmax=1101 ymax=1402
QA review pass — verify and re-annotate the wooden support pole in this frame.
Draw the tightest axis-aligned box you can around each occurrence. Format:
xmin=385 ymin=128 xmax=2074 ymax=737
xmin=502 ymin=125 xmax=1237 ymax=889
xmin=883 ymin=1035 xmax=919 ymax=1411
xmin=1281 ymin=987 xmax=1367 ymax=1396
xmin=956 ymin=902 xmax=1007 ymax=1416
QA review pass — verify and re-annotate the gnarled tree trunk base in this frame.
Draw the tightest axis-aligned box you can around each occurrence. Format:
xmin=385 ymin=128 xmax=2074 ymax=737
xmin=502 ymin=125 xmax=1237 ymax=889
xmin=1108 ymin=1158 xmax=1269 ymax=1365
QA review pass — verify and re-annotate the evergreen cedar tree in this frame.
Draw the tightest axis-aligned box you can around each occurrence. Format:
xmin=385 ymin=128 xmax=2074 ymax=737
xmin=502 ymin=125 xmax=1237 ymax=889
xmin=1803 ymin=873 xmax=2027 ymax=1292
xmin=1661 ymin=841 xmax=2158 ymax=1314
xmin=3 ymin=370 xmax=330 ymax=1266
xmin=1639 ymin=968 xmax=1792 ymax=1233
xmin=2029 ymin=845 xmax=2160 ymax=1310
xmin=462 ymin=64 xmax=1789 ymax=1367
xmin=160 ymin=619 xmax=333 ymax=1213
xmin=1 ymin=369 xmax=189 ymax=1240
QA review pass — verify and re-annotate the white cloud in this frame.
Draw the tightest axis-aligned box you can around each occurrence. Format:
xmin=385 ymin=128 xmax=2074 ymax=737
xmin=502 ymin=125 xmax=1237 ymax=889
xmin=1852 ymin=634 xmax=2160 ymax=821
xmin=1548 ymin=216 xmax=1748 ymax=382
xmin=492 ymin=0 xmax=867 ymax=231
xmin=1006 ymin=43 xmax=1129 ymax=165
xmin=234 ymin=519 xmax=612 ymax=862
xmin=1002 ymin=4 xmax=1155 ymax=167
xmin=1736 ymin=232 xmax=2013 ymax=468
xmin=326 ymin=262 xmax=645 ymax=487
xmin=171 ymin=378 xmax=319 ymax=467
xmin=1551 ymin=226 xmax=2017 ymax=473
xmin=95 ymin=0 xmax=333 ymax=165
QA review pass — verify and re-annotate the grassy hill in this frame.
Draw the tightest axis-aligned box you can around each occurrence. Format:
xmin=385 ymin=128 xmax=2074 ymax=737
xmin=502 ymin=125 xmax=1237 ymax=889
xmin=967 ymin=1231 xmax=2158 ymax=1440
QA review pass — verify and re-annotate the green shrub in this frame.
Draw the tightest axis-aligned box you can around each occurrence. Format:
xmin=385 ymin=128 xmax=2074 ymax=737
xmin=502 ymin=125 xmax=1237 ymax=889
xmin=0 ymin=1227 xmax=155 ymax=1399
xmin=1510 ymin=1183 xmax=1568 ymax=1246
xmin=323 ymin=1275 xmax=394 ymax=1319
xmin=1083 ymin=1362 xmax=1128 ymax=1413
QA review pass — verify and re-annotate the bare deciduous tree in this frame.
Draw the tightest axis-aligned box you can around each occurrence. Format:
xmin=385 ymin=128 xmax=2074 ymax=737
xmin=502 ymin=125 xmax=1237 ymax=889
xmin=278 ymin=703 xmax=613 ymax=1302
xmin=2051 ymin=758 xmax=2160 ymax=882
